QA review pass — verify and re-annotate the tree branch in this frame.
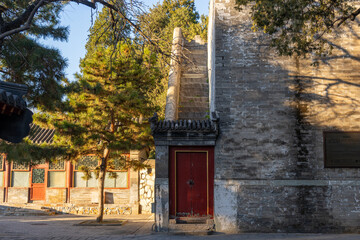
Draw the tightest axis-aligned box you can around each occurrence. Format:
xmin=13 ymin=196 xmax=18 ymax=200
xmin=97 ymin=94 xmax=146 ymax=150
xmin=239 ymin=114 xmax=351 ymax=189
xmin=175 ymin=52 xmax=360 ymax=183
xmin=0 ymin=0 xmax=46 ymax=40
xmin=93 ymin=0 xmax=168 ymax=56
xmin=74 ymin=0 xmax=95 ymax=8
xmin=0 ymin=0 xmax=169 ymax=57
xmin=336 ymin=7 xmax=360 ymax=27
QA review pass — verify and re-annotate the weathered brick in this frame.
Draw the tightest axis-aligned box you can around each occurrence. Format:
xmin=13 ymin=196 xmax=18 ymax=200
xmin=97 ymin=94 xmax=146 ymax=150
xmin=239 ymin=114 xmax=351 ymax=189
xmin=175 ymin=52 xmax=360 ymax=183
xmin=213 ymin=0 xmax=360 ymax=233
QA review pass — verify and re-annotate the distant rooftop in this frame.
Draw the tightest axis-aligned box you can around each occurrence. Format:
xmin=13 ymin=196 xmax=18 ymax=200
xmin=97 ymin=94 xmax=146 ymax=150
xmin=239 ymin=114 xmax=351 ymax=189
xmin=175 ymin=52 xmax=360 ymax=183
xmin=28 ymin=124 xmax=54 ymax=144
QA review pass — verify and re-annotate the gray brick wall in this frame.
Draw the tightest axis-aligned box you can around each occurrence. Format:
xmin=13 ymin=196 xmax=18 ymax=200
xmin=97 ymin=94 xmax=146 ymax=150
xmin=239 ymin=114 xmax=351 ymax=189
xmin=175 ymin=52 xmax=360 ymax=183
xmin=213 ymin=0 xmax=360 ymax=233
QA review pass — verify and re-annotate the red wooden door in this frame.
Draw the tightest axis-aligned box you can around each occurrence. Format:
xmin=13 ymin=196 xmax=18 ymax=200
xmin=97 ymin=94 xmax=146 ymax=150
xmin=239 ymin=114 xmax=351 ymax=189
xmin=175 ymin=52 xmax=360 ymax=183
xmin=30 ymin=168 xmax=46 ymax=200
xmin=170 ymin=147 xmax=214 ymax=218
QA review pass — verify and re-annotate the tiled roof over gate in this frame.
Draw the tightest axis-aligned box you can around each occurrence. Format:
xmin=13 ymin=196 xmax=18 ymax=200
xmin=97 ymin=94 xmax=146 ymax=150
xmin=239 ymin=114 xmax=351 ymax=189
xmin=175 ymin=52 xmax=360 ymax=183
xmin=149 ymin=112 xmax=219 ymax=135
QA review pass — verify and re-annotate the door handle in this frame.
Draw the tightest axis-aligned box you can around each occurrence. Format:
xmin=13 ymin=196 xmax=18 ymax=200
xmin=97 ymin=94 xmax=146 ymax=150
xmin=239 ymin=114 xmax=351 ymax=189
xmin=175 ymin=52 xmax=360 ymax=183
xmin=187 ymin=179 xmax=194 ymax=186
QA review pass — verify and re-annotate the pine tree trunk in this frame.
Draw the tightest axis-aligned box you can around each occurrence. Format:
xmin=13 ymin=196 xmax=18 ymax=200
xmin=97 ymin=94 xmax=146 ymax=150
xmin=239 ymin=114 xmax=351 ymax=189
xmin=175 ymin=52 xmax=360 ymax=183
xmin=96 ymin=148 xmax=109 ymax=222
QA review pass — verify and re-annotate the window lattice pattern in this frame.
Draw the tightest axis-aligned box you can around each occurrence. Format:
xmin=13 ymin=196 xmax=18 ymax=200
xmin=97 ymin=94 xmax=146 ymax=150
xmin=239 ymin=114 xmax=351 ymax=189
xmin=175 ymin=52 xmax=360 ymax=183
xmin=12 ymin=162 xmax=29 ymax=170
xmin=112 ymin=159 xmax=124 ymax=170
xmin=49 ymin=161 xmax=65 ymax=170
xmin=32 ymin=169 xmax=45 ymax=183
xmin=75 ymin=156 xmax=98 ymax=170
xmin=110 ymin=154 xmax=129 ymax=170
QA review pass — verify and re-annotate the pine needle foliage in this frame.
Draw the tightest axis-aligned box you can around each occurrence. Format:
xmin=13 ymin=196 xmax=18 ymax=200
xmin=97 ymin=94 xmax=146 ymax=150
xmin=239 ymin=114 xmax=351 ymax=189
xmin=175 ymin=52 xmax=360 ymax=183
xmin=139 ymin=0 xmax=208 ymax=117
xmin=235 ymin=0 xmax=358 ymax=58
xmin=0 ymin=1 xmax=68 ymax=111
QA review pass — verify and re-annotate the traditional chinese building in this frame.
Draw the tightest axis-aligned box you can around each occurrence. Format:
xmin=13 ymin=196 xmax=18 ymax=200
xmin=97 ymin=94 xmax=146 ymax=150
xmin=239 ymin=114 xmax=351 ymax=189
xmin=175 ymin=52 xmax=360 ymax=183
xmin=0 ymin=81 xmax=33 ymax=143
xmin=0 ymin=124 xmax=155 ymax=215
xmin=151 ymin=0 xmax=360 ymax=234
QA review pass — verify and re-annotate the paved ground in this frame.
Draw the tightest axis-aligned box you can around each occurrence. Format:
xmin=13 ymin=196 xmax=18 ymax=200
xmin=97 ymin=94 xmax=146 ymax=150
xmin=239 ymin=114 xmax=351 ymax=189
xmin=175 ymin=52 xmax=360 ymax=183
xmin=1 ymin=214 xmax=360 ymax=240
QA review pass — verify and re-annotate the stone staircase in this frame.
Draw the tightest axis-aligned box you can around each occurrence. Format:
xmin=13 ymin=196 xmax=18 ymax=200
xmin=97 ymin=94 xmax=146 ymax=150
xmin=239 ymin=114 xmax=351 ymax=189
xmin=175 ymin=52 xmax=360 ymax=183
xmin=0 ymin=203 xmax=57 ymax=216
xmin=178 ymin=36 xmax=209 ymax=120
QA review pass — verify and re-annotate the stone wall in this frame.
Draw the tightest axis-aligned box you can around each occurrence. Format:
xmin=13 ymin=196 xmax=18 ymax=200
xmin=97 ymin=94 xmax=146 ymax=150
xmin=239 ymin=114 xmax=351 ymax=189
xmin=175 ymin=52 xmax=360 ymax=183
xmin=70 ymin=188 xmax=131 ymax=205
xmin=48 ymin=204 xmax=131 ymax=215
xmin=46 ymin=188 xmax=67 ymax=203
xmin=139 ymin=160 xmax=155 ymax=214
xmin=0 ymin=188 xmax=4 ymax=202
xmin=69 ymin=163 xmax=139 ymax=214
xmin=213 ymin=0 xmax=360 ymax=233
xmin=69 ymin=188 xmax=134 ymax=214
xmin=7 ymin=188 xmax=28 ymax=203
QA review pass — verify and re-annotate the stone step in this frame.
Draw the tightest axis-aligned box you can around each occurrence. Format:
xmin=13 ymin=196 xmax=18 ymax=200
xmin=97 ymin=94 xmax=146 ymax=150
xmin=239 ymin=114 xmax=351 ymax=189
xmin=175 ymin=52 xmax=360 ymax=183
xmin=182 ymin=65 xmax=207 ymax=72
xmin=180 ymin=82 xmax=209 ymax=88
xmin=184 ymin=43 xmax=207 ymax=49
xmin=182 ymin=74 xmax=207 ymax=79
xmin=184 ymin=56 xmax=207 ymax=63
xmin=175 ymin=217 xmax=210 ymax=224
xmin=178 ymin=106 xmax=209 ymax=112
xmin=179 ymin=96 xmax=209 ymax=103
xmin=168 ymin=219 xmax=215 ymax=235
xmin=4 ymin=212 xmax=55 ymax=216
xmin=4 ymin=210 xmax=55 ymax=216
xmin=178 ymin=103 xmax=209 ymax=109
xmin=180 ymin=99 xmax=209 ymax=108
xmin=181 ymin=78 xmax=208 ymax=84
xmin=179 ymin=88 xmax=209 ymax=98
xmin=0 ymin=203 xmax=58 ymax=213
xmin=178 ymin=111 xmax=209 ymax=120
xmin=183 ymin=49 xmax=207 ymax=55
xmin=182 ymin=71 xmax=207 ymax=76
xmin=178 ymin=34 xmax=208 ymax=121
xmin=184 ymin=43 xmax=206 ymax=47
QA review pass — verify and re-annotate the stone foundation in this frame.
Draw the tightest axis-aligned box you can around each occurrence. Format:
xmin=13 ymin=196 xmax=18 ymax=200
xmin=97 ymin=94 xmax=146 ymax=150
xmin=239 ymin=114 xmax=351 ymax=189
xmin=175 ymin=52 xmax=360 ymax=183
xmin=215 ymin=180 xmax=360 ymax=233
xmin=70 ymin=188 xmax=131 ymax=205
xmin=0 ymin=188 xmax=4 ymax=203
xmin=48 ymin=204 xmax=132 ymax=215
xmin=46 ymin=188 xmax=67 ymax=203
xmin=139 ymin=160 xmax=155 ymax=214
xmin=7 ymin=188 xmax=28 ymax=203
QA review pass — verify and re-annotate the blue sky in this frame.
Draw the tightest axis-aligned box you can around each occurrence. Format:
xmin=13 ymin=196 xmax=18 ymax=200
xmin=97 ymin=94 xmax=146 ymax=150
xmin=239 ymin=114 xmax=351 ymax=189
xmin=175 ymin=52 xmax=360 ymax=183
xmin=42 ymin=0 xmax=209 ymax=81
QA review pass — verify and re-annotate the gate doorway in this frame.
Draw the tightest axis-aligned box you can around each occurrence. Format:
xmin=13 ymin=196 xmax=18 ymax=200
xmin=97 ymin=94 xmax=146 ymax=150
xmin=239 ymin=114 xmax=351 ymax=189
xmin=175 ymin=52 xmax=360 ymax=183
xmin=169 ymin=147 xmax=214 ymax=220
xmin=30 ymin=168 xmax=46 ymax=201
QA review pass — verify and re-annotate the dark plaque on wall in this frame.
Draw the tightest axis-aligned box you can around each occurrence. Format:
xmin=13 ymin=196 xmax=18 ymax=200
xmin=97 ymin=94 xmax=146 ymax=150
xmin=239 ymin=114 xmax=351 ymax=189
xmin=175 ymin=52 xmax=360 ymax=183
xmin=324 ymin=132 xmax=360 ymax=167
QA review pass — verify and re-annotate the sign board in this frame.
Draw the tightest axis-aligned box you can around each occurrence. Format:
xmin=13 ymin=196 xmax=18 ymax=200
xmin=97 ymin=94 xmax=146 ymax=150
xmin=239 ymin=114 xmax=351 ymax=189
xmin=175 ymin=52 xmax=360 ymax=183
xmin=324 ymin=132 xmax=360 ymax=167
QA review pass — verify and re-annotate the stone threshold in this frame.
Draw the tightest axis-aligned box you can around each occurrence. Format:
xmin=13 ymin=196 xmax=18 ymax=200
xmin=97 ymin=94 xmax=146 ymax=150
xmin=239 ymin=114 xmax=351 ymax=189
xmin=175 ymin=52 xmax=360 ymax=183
xmin=168 ymin=218 xmax=215 ymax=235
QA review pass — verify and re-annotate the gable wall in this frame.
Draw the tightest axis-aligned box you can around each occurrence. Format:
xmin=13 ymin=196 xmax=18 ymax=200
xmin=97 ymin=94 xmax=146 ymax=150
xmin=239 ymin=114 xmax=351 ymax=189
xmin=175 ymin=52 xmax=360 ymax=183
xmin=213 ymin=0 xmax=360 ymax=233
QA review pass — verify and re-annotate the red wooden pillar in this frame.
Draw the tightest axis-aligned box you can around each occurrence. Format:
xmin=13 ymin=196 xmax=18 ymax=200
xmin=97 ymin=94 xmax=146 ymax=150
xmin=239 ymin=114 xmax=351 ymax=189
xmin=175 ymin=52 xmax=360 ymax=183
xmin=4 ymin=157 xmax=11 ymax=202
xmin=66 ymin=161 xmax=72 ymax=203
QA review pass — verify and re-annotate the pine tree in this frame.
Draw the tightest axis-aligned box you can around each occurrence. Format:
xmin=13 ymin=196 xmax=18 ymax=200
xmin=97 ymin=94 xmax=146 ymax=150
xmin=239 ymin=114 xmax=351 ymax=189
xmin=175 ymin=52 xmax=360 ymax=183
xmin=0 ymin=1 xmax=68 ymax=111
xmin=40 ymin=7 xmax=161 ymax=219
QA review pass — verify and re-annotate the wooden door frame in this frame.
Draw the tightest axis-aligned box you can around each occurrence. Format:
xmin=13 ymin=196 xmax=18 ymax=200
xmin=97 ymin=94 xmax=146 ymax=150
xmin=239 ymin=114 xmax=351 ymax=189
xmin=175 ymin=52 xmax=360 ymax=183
xmin=169 ymin=146 xmax=214 ymax=219
xmin=30 ymin=163 xmax=48 ymax=201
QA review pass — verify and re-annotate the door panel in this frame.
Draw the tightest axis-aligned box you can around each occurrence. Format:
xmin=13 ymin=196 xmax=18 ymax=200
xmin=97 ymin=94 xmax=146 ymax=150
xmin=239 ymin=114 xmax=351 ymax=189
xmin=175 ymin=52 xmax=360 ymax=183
xmin=169 ymin=147 xmax=214 ymax=219
xmin=190 ymin=152 xmax=207 ymax=216
xmin=30 ymin=168 xmax=46 ymax=200
xmin=176 ymin=152 xmax=192 ymax=216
